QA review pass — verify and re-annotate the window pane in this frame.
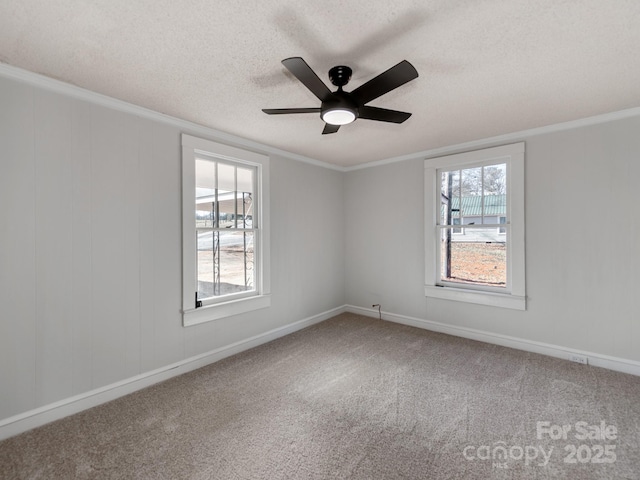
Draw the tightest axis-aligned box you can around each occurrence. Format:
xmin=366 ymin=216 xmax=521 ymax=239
xmin=218 ymin=199 xmax=236 ymax=228
xmin=440 ymin=227 xmax=506 ymax=287
xmin=499 ymin=216 xmax=507 ymax=234
xmin=478 ymin=194 xmax=507 ymax=225
xmin=217 ymin=163 xmax=235 ymax=192
xmin=235 ymin=193 xmax=253 ymax=228
xmin=217 ymin=163 xmax=236 ymax=228
xmin=196 ymin=202 xmax=213 ymax=228
xmin=483 ymin=163 xmax=507 ymax=226
xmin=195 ymin=158 xmax=216 ymax=192
xmin=452 ymin=217 xmax=462 ymax=234
xmin=440 ymin=170 xmax=460 ymax=225
xmin=461 ymin=166 xmax=482 ymax=198
xmin=197 ymin=230 xmax=216 ymax=298
xmin=483 ymin=163 xmax=506 ymax=196
xmin=482 ymin=195 xmax=506 ymax=222
xmin=219 ymin=231 xmax=254 ymax=294
xmin=237 ymin=167 xmax=254 ymax=228
xmin=237 ymin=167 xmax=254 ymax=195
xmin=196 ymin=159 xmax=216 ymax=228
xmin=197 ymin=230 xmax=255 ymax=299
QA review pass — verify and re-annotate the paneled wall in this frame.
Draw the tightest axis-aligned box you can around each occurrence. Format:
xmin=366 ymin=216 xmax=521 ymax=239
xmin=0 ymin=75 xmax=345 ymax=421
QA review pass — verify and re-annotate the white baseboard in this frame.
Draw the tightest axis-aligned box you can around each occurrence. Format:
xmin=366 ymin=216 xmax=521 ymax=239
xmin=5 ymin=304 xmax=637 ymax=441
xmin=0 ymin=306 xmax=346 ymax=441
xmin=345 ymin=305 xmax=640 ymax=377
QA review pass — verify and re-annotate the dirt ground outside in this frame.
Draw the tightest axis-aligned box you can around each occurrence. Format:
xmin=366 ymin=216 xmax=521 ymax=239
xmin=444 ymin=242 xmax=506 ymax=286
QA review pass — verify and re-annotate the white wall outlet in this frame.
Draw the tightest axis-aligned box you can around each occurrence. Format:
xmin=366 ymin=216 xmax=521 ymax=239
xmin=569 ymin=354 xmax=589 ymax=365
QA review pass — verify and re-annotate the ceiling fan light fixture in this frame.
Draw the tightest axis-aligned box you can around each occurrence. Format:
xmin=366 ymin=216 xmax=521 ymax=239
xmin=321 ymin=108 xmax=356 ymax=126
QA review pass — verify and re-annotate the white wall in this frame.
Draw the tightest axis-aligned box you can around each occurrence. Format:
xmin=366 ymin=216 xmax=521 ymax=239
xmin=345 ymin=115 xmax=640 ymax=364
xmin=0 ymin=75 xmax=345 ymax=423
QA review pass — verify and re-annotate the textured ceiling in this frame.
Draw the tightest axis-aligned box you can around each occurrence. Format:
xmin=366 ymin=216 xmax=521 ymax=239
xmin=1 ymin=0 xmax=640 ymax=167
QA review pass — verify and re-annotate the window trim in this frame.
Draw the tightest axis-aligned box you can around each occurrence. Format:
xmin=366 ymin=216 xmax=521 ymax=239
xmin=182 ymin=134 xmax=271 ymax=326
xmin=424 ymin=142 xmax=525 ymax=310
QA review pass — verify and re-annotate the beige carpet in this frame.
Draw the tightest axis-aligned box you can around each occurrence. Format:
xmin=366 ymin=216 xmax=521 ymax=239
xmin=1 ymin=313 xmax=639 ymax=479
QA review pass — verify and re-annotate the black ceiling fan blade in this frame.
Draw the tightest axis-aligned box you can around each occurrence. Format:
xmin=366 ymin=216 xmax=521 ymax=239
xmin=358 ymin=106 xmax=412 ymax=123
xmin=282 ymin=57 xmax=333 ymax=102
xmin=262 ymin=108 xmax=320 ymax=115
xmin=322 ymin=123 xmax=340 ymax=135
xmin=351 ymin=60 xmax=418 ymax=105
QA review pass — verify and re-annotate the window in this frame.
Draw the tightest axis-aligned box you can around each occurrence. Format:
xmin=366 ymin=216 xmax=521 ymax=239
xmin=424 ymin=143 xmax=525 ymax=310
xmin=182 ymin=134 xmax=270 ymax=326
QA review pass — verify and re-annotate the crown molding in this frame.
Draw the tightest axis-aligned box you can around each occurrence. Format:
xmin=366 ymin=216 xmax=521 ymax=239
xmin=0 ymin=62 xmax=343 ymax=172
xmin=344 ymin=106 xmax=640 ymax=172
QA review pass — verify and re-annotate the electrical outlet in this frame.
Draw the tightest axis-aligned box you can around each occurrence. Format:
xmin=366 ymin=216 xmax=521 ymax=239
xmin=569 ymin=354 xmax=588 ymax=365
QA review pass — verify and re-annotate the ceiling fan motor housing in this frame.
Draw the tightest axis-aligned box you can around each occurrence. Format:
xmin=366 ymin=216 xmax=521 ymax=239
xmin=328 ymin=65 xmax=352 ymax=87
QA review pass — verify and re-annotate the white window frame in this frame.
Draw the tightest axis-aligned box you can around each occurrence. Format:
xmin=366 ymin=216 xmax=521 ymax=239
xmin=182 ymin=134 xmax=271 ymax=326
xmin=424 ymin=142 xmax=525 ymax=310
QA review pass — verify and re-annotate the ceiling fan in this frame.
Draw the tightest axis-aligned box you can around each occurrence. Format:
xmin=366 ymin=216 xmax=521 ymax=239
xmin=262 ymin=57 xmax=418 ymax=134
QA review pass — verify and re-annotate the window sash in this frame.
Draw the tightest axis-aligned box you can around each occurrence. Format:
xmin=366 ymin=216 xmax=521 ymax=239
xmin=436 ymin=224 xmax=510 ymax=292
xmin=438 ymin=161 xmax=508 ymax=227
xmin=196 ymin=229 xmax=258 ymax=306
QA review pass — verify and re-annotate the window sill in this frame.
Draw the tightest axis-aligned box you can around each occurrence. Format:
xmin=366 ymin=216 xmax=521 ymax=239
xmin=424 ymin=285 xmax=525 ymax=310
xmin=183 ymin=294 xmax=271 ymax=326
